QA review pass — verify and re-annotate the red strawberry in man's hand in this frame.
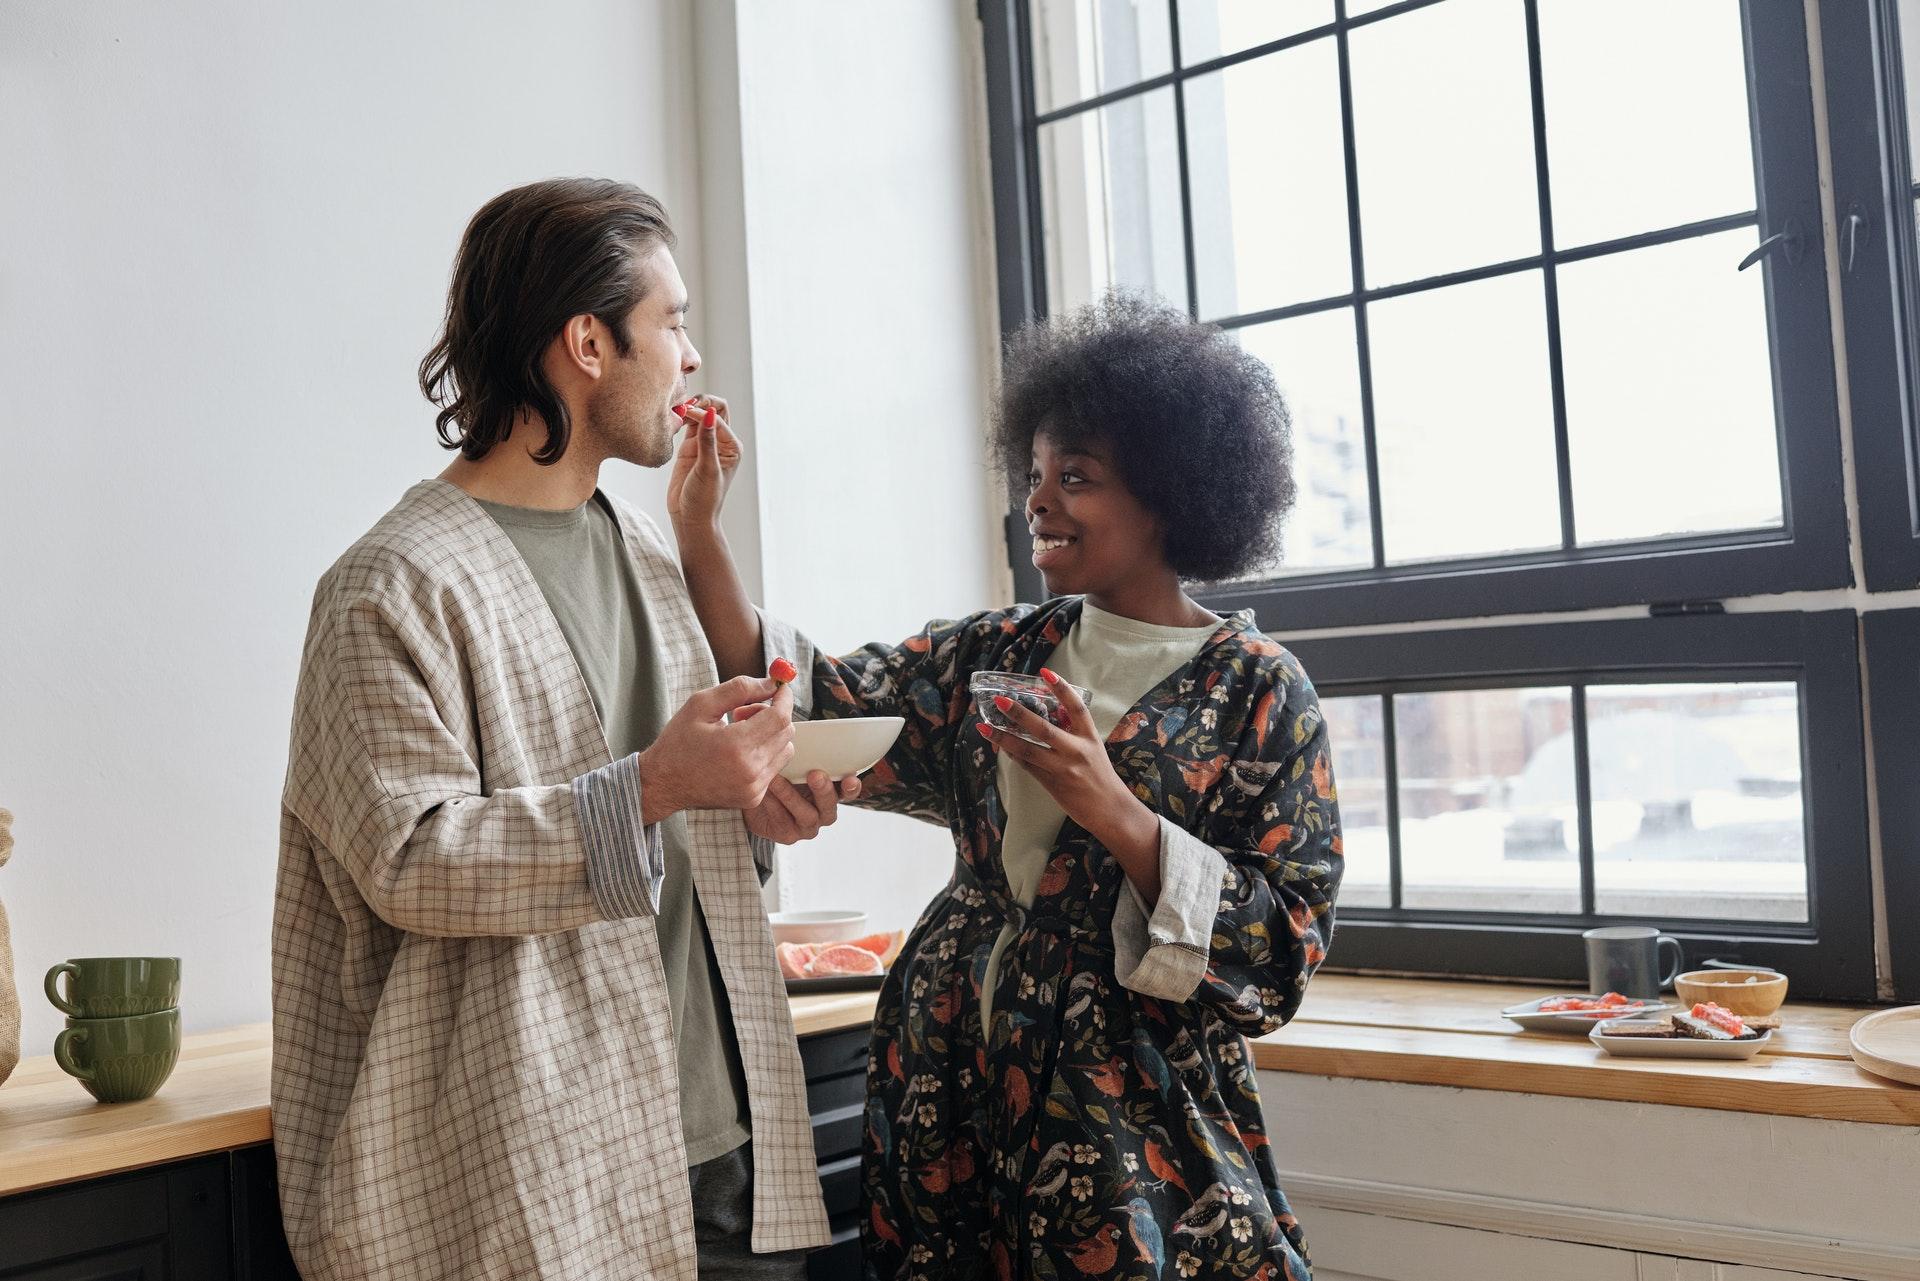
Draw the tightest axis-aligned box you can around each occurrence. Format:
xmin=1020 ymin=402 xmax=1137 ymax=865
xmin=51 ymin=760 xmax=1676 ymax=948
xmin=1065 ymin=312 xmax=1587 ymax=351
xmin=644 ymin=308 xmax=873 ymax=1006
xmin=770 ymin=657 xmax=798 ymax=685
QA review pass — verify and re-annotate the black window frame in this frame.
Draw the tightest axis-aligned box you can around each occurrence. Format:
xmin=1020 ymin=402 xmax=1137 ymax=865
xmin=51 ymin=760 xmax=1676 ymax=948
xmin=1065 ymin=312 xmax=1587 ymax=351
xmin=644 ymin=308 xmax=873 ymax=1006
xmin=1821 ymin=0 xmax=1920 ymax=591
xmin=1285 ymin=610 xmax=1874 ymax=1000
xmin=984 ymin=0 xmax=1853 ymax=625
xmin=1863 ymin=609 xmax=1920 ymax=1002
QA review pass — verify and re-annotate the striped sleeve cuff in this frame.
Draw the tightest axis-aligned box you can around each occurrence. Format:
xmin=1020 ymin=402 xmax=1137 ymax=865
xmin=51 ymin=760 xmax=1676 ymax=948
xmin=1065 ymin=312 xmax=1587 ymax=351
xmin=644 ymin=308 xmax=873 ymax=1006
xmin=749 ymin=833 xmax=776 ymax=886
xmin=1113 ymin=818 xmax=1229 ymax=1001
xmin=572 ymin=753 xmax=666 ymax=919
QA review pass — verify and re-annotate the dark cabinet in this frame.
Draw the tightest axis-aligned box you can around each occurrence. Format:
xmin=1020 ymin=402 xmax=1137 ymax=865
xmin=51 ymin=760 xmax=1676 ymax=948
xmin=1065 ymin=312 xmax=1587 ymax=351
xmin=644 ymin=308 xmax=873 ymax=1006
xmin=0 ymin=1150 xmax=290 ymax=1281
xmin=801 ymin=1025 xmax=870 ymax=1281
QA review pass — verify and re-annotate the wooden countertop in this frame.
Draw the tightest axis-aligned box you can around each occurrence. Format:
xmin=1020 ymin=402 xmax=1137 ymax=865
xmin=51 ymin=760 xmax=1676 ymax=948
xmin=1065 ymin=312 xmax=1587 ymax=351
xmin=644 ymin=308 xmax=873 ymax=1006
xmin=4 ymin=978 xmax=1911 ymax=1198
xmin=1 ymin=1023 xmax=273 ymax=1197
xmin=0 ymin=991 xmax=880 ymax=1197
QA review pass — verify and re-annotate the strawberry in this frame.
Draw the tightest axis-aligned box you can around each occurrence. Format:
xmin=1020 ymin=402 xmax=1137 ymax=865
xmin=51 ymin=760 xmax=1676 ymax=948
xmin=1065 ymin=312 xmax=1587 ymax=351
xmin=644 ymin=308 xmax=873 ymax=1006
xmin=770 ymin=657 xmax=798 ymax=685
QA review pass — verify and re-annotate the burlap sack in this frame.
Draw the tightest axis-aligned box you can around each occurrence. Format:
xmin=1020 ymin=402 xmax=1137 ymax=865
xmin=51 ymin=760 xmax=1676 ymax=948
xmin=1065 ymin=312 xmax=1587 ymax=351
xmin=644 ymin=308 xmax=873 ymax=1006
xmin=0 ymin=808 xmax=17 ymax=1087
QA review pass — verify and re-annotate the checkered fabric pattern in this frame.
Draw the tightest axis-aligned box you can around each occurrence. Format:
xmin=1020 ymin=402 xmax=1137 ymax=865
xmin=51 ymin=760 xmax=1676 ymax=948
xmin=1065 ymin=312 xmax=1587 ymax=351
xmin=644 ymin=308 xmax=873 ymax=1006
xmin=273 ymin=480 xmax=826 ymax=1280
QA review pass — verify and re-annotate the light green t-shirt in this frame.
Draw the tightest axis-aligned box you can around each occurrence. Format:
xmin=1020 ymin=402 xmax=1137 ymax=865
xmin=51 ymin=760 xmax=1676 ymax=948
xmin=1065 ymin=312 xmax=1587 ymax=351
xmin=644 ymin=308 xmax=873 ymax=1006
xmin=981 ymin=603 xmax=1219 ymax=1025
xmin=477 ymin=493 xmax=751 ymax=1167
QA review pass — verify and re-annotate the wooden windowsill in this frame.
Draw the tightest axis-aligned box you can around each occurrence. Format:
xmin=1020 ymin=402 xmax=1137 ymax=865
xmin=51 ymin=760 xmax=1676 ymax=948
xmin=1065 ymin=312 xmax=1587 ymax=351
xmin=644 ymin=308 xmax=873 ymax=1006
xmin=1256 ymin=974 xmax=1920 ymax=1127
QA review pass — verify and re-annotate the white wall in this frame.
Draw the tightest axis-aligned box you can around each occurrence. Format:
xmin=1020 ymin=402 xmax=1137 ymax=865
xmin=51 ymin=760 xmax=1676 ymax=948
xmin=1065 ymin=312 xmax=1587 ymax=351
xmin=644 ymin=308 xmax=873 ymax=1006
xmin=718 ymin=1 xmax=1011 ymax=935
xmin=0 ymin=0 xmax=1005 ymax=1056
xmin=0 ymin=0 xmax=740 ymax=1053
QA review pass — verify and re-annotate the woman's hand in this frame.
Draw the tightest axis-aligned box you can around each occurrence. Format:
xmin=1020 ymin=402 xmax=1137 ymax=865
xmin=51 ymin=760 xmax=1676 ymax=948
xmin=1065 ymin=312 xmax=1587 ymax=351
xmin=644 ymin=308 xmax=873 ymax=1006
xmin=979 ymin=670 xmax=1163 ymax=901
xmin=744 ymin=771 xmax=865 ymax=845
xmin=667 ymin=394 xmax=743 ymax=532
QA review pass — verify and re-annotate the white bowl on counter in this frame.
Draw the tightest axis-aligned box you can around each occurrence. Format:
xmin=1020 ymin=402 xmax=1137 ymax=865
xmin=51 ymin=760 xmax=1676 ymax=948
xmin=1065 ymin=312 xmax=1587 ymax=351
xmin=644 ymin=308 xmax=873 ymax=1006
xmin=769 ymin=910 xmax=868 ymax=946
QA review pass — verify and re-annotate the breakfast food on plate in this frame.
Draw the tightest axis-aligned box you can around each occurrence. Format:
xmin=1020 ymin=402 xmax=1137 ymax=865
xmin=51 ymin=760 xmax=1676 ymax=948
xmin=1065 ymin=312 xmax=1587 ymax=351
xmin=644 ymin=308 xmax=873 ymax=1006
xmin=1598 ymin=1001 xmax=1768 ymax=1042
xmin=1594 ymin=1019 xmax=1674 ymax=1038
xmin=1674 ymin=1001 xmax=1747 ymax=1040
xmin=778 ymin=929 xmax=907 ymax=980
xmin=1539 ymin=992 xmax=1646 ymax=1015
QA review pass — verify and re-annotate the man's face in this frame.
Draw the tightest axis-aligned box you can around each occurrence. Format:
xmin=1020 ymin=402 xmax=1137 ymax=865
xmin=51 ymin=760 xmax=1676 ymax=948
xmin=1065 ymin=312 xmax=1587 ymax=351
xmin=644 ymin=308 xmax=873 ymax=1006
xmin=586 ymin=246 xmax=701 ymax=468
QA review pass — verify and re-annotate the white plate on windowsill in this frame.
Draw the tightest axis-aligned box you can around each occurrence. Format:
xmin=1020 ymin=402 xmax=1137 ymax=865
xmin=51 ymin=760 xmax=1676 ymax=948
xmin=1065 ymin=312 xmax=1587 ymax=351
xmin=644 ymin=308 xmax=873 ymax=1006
xmin=1590 ymin=1019 xmax=1772 ymax=1059
xmin=1501 ymin=995 xmax=1674 ymax=1034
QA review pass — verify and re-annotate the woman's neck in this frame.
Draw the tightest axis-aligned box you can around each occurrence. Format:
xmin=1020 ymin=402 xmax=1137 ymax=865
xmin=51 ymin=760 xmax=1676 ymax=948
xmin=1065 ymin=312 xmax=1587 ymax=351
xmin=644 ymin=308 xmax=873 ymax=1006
xmin=1084 ymin=577 xmax=1219 ymax=629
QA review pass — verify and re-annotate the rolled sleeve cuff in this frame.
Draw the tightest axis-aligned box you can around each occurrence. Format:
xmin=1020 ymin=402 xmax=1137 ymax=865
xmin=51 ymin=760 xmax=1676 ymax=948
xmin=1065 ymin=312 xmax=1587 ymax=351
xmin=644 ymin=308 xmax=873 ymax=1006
xmin=572 ymin=753 xmax=666 ymax=918
xmin=749 ymin=832 xmax=777 ymax=885
xmin=756 ymin=608 xmax=818 ymax=721
xmin=1113 ymin=818 xmax=1229 ymax=1002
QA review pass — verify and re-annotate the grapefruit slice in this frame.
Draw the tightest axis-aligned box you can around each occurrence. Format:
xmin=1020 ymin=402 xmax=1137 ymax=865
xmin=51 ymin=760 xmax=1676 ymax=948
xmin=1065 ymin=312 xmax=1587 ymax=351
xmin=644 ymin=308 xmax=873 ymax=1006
xmin=839 ymin=930 xmax=909 ymax=967
xmin=776 ymin=942 xmax=818 ymax=980
xmin=807 ymin=943 xmax=885 ymax=977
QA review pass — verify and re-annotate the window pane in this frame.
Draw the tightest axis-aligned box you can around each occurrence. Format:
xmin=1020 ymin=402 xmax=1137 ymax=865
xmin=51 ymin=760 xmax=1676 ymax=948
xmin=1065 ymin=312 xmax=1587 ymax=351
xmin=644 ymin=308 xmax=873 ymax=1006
xmin=1588 ymin=682 xmax=1808 ymax=923
xmin=1539 ymin=0 xmax=1756 ymax=248
xmin=1187 ymin=40 xmax=1352 ymax=320
xmin=1349 ymin=0 xmax=1539 ymax=285
xmin=1177 ymin=0 xmax=1334 ymax=64
xmin=1038 ymin=88 xmax=1189 ymax=313
xmin=1032 ymin=0 xmax=1173 ymax=114
xmin=1367 ymin=271 xmax=1561 ymax=563
xmin=1238 ymin=309 xmax=1373 ymax=573
xmin=1324 ymin=694 xmax=1389 ymax=907
xmin=1559 ymin=230 xmax=1783 ymax=546
xmin=1398 ymin=687 xmax=1580 ymax=913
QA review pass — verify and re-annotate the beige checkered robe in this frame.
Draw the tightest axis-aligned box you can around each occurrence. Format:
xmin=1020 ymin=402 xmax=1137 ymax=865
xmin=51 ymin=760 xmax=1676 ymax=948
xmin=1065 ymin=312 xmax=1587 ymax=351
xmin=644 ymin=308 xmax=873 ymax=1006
xmin=273 ymin=479 xmax=827 ymax=1280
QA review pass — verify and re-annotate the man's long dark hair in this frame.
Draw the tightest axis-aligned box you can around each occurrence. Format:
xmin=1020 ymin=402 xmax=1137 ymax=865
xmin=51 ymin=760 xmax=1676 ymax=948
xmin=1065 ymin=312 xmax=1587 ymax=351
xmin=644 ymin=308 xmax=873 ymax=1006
xmin=419 ymin=178 xmax=676 ymax=464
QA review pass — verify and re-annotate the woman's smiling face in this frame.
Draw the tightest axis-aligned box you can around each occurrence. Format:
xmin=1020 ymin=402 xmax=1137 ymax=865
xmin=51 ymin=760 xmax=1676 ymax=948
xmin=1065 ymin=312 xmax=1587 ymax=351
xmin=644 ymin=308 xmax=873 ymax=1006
xmin=1025 ymin=429 xmax=1168 ymax=597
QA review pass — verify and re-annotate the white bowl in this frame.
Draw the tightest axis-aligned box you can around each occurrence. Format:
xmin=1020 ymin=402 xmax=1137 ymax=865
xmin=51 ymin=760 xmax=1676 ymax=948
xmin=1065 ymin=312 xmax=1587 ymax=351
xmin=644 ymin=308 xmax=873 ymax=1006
xmin=779 ymin=717 xmax=905 ymax=784
xmin=768 ymin=910 xmax=868 ymax=946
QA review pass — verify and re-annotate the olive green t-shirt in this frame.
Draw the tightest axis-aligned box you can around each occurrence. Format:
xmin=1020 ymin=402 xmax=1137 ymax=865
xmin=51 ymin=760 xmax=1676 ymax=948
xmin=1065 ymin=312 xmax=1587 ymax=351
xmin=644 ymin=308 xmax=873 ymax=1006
xmin=477 ymin=493 xmax=751 ymax=1166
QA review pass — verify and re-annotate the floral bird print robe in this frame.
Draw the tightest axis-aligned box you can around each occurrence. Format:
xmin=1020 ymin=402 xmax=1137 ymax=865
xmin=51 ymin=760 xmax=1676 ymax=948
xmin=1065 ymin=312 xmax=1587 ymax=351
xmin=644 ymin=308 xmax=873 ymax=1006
xmin=764 ymin=597 xmax=1341 ymax=1280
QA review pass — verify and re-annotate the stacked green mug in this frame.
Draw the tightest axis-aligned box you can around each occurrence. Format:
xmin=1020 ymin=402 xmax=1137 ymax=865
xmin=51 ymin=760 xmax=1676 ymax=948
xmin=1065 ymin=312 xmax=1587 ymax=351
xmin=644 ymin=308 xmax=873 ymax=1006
xmin=44 ymin=957 xmax=181 ymax=1103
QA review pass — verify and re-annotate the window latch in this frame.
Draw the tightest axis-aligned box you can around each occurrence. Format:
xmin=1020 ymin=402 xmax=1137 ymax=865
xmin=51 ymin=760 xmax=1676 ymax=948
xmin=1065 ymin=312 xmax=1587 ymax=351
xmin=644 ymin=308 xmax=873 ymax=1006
xmin=1737 ymin=219 xmax=1803 ymax=271
xmin=1843 ymin=202 xmax=1871 ymax=274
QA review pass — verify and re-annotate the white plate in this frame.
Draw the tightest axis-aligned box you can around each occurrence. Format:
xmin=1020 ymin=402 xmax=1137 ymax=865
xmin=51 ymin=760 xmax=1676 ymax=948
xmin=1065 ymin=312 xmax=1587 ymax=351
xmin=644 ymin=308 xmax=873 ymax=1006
xmin=768 ymin=909 xmax=868 ymax=946
xmin=1590 ymin=1019 xmax=1772 ymax=1059
xmin=1501 ymin=995 xmax=1674 ymax=1034
xmin=1849 ymin=1005 xmax=1920 ymax=1086
xmin=779 ymin=717 xmax=905 ymax=784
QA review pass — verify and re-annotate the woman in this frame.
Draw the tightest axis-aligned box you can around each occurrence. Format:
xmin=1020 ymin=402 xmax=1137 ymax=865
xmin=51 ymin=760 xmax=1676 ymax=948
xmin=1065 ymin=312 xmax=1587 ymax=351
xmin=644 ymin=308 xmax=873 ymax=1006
xmin=672 ymin=295 xmax=1341 ymax=1281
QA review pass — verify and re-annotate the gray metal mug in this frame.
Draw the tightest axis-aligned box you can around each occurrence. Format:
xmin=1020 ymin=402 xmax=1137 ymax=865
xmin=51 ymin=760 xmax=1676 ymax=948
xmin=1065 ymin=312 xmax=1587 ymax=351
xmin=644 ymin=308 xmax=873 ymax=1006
xmin=1582 ymin=926 xmax=1683 ymax=998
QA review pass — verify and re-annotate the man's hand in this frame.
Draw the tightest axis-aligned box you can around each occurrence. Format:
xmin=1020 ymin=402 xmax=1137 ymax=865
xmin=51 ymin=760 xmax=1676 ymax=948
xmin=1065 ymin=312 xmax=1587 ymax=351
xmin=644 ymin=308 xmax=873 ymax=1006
xmin=744 ymin=771 xmax=864 ymax=845
xmin=639 ymin=675 xmax=794 ymax=824
xmin=666 ymin=394 xmax=742 ymax=532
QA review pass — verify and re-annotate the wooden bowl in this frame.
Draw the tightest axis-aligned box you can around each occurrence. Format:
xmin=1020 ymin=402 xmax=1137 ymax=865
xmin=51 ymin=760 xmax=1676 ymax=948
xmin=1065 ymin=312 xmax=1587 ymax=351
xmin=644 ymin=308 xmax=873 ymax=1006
xmin=1673 ymin=968 xmax=1788 ymax=1017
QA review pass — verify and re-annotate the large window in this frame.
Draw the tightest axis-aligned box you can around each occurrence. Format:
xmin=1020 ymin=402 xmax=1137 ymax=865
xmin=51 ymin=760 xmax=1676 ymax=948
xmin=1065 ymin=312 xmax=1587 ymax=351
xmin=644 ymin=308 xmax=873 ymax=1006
xmin=983 ymin=0 xmax=1901 ymax=998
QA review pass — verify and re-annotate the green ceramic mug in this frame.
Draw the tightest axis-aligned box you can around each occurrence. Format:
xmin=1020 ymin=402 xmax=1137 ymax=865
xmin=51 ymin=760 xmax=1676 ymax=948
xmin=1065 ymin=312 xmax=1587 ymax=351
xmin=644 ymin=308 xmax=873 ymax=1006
xmin=54 ymin=1008 xmax=181 ymax=1103
xmin=44 ymin=956 xmax=180 ymax=1019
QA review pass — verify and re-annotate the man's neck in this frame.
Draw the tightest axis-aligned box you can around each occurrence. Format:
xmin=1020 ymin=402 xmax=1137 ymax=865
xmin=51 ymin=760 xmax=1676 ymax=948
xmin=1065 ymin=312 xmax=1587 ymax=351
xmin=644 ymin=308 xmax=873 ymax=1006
xmin=440 ymin=420 xmax=602 ymax=511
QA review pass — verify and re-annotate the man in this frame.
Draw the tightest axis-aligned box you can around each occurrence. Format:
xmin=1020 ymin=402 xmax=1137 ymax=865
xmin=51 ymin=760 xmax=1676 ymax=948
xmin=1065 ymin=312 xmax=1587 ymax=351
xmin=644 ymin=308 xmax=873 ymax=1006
xmin=273 ymin=178 xmax=854 ymax=1279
